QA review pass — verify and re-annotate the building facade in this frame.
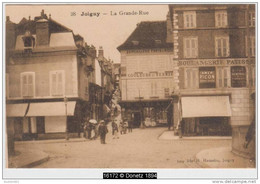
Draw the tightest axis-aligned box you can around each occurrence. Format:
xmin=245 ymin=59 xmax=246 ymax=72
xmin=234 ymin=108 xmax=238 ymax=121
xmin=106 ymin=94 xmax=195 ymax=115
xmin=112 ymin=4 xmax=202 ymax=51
xmin=117 ymin=20 xmax=175 ymax=127
xmin=5 ymin=10 xmax=105 ymax=141
xmin=169 ymin=4 xmax=255 ymax=157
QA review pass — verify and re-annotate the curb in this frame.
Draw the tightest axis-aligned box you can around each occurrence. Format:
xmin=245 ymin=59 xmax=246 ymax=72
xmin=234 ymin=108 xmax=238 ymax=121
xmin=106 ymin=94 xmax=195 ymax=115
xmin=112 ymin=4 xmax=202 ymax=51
xmin=20 ymin=155 xmax=50 ymax=168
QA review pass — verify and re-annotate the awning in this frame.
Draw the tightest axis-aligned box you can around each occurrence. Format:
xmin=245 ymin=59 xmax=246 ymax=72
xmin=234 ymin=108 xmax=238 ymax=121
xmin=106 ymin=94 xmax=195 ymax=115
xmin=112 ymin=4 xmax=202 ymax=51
xmin=6 ymin=101 xmax=76 ymax=117
xmin=181 ymin=96 xmax=231 ymax=118
xmin=6 ymin=104 xmax=28 ymax=117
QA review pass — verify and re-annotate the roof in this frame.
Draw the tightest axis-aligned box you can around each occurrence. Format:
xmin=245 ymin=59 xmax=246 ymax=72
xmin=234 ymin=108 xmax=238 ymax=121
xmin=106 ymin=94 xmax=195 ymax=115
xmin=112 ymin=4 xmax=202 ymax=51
xmin=117 ymin=21 xmax=173 ymax=51
xmin=15 ymin=17 xmax=72 ymax=35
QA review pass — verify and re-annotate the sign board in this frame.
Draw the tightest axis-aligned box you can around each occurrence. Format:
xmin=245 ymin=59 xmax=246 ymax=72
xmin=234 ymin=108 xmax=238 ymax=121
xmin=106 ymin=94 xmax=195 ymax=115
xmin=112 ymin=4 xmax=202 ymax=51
xmin=231 ymin=66 xmax=246 ymax=87
xmin=199 ymin=67 xmax=216 ymax=88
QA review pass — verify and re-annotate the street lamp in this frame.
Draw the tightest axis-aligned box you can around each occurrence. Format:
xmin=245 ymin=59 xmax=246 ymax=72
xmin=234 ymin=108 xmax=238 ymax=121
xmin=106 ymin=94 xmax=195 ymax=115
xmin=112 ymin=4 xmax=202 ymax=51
xmin=64 ymin=96 xmax=69 ymax=140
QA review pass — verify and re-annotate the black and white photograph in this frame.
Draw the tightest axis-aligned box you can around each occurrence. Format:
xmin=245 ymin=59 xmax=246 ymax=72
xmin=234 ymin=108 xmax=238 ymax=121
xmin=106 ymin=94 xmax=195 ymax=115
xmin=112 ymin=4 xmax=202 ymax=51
xmin=2 ymin=2 xmax=257 ymax=181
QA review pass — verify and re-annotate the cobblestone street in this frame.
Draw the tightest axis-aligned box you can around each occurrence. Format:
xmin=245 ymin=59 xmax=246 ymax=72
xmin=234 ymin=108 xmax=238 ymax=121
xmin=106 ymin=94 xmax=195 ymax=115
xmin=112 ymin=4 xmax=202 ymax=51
xmin=14 ymin=127 xmax=232 ymax=168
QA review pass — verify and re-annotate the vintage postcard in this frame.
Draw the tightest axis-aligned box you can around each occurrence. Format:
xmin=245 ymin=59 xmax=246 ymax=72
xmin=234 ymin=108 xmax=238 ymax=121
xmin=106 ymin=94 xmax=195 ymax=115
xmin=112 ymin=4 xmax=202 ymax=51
xmin=3 ymin=3 xmax=257 ymax=181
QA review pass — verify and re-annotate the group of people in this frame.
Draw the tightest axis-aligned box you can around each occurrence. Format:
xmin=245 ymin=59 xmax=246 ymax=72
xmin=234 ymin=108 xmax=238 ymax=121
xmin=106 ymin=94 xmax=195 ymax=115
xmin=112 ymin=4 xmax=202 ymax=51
xmin=112 ymin=118 xmax=133 ymax=139
xmin=83 ymin=119 xmax=108 ymax=144
xmin=83 ymin=118 xmax=133 ymax=144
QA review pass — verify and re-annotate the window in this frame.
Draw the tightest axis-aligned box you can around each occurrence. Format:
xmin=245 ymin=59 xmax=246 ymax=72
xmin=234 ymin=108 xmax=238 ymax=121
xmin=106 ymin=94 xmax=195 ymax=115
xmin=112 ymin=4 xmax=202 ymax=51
xmin=21 ymin=72 xmax=35 ymax=97
xmin=50 ymin=70 xmax=65 ymax=96
xmin=151 ymin=81 xmax=158 ymax=96
xmin=199 ymin=67 xmax=216 ymax=88
xmin=183 ymin=11 xmax=196 ymax=28
xmin=215 ymin=10 xmax=228 ymax=27
xmin=246 ymin=36 xmax=255 ymax=57
xmin=231 ymin=66 xmax=247 ymax=88
xmin=217 ymin=67 xmax=230 ymax=88
xmin=215 ymin=36 xmax=230 ymax=57
xmin=183 ymin=37 xmax=198 ymax=58
xmin=22 ymin=31 xmax=35 ymax=50
xmin=249 ymin=12 xmax=255 ymax=27
xmin=185 ymin=68 xmax=199 ymax=89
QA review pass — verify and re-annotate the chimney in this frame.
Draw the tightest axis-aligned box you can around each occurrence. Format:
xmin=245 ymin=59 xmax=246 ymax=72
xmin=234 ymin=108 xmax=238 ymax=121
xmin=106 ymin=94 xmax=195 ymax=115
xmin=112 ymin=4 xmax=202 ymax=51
xmin=36 ymin=18 xmax=49 ymax=47
xmin=6 ymin=16 xmax=16 ymax=50
xmin=41 ymin=9 xmax=45 ymax=17
xmin=98 ymin=46 xmax=104 ymax=59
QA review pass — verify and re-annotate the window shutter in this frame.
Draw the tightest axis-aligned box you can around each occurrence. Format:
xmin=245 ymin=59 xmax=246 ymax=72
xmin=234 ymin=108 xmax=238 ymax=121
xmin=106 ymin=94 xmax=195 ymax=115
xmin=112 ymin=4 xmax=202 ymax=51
xmin=22 ymin=75 xmax=28 ymax=96
xmin=226 ymin=37 xmax=230 ymax=56
xmin=27 ymin=74 xmax=33 ymax=96
xmin=57 ymin=72 xmax=63 ymax=95
xmin=51 ymin=73 xmax=57 ymax=95
xmin=218 ymin=68 xmax=222 ymax=87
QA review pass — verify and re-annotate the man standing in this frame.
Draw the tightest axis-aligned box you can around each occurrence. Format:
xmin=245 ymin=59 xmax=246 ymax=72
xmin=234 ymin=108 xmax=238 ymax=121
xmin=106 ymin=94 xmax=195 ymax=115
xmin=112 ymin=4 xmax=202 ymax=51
xmin=98 ymin=120 xmax=108 ymax=144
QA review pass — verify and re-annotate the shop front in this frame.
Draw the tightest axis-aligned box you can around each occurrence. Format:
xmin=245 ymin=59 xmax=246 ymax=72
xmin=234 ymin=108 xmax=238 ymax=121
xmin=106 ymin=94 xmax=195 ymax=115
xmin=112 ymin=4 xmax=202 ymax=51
xmin=120 ymin=99 xmax=173 ymax=128
xmin=6 ymin=101 xmax=85 ymax=140
xmin=180 ymin=96 xmax=232 ymax=136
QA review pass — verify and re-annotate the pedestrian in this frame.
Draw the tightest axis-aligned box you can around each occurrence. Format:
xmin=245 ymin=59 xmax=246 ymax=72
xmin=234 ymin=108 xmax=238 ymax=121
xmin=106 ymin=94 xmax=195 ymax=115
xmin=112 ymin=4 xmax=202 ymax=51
xmin=93 ymin=122 xmax=99 ymax=140
xmin=178 ymin=119 xmax=185 ymax=138
xmin=112 ymin=120 xmax=119 ymax=139
xmin=98 ymin=120 xmax=108 ymax=144
xmin=84 ymin=120 xmax=92 ymax=139
xmin=83 ymin=118 xmax=89 ymax=139
xmin=126 ymin=119 xmax=132 ymax=133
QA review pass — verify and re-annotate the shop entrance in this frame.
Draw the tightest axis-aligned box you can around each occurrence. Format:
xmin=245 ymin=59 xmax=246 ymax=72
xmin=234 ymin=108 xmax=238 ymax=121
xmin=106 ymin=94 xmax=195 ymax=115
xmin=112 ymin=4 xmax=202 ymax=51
xmin=132 ymin=112 xmax=141 ymax=128
xmin=182 ymin=117 xmax=231 ymax=136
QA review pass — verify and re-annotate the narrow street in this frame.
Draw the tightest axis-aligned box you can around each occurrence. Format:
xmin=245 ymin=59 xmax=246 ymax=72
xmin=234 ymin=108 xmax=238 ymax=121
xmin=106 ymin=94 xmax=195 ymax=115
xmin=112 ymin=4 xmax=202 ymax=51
xmin=14 ymin=127 xmax=232 ymax=168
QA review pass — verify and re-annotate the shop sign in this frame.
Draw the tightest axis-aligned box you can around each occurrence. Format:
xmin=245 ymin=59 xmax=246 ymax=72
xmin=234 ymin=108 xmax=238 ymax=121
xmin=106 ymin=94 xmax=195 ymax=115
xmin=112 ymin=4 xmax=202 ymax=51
xmin=231 ymin=66 xmax=246 ymax=87
xmin=178 ymin=58 xmax=254 ymax=67
xmin=127 ymin=71 xmax=173 ymax=78
xmin=199 ymin=67 xmax=216 ymax=88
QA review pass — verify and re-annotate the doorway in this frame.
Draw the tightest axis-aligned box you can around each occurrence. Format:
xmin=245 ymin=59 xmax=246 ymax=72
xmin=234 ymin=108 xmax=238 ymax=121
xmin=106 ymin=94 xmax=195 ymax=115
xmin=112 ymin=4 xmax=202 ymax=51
xmin=132 ymin=112 xmax=141 ymax=128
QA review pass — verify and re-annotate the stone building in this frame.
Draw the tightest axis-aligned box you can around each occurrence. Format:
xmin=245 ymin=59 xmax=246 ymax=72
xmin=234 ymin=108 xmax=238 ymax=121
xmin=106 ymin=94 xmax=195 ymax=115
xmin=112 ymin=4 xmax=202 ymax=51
xmin=169 ymin=4 xmax=255 ymax=157
xmin=5 ymin=10 xmax=102 ymax=141
xmin=117 ymin=20 xmax=175 ymax=127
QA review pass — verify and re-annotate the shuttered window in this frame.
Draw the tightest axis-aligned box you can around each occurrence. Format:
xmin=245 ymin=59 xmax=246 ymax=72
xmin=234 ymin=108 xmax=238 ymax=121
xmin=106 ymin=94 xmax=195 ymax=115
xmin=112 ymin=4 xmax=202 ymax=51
xmin=185 ymin=68 xmax=199 ymax=89
xmin=50 ymin=70 xmax=65 ymax=96
xmin=217 ymin=67 xmax=230 ymax=88
xmin=21 ymin=72 xmax=35 ymax=97
xmin=215 ymin=36 xmax=230 ymax=57
xmin=183 ymin=11 xmax=196 ymax=28
xmin=215 ymin=10 xmax=228 ymax=27
xmin=184 ymin=37 xmax=198 ymax=58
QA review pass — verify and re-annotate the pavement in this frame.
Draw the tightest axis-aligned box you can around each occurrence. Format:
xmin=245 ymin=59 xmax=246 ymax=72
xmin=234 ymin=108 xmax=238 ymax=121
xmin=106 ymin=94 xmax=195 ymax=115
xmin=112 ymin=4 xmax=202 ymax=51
xmin=159 ymin=130 xmax=255 ymax=168
xmin=7 ymin=129 xmax=254 ymax=168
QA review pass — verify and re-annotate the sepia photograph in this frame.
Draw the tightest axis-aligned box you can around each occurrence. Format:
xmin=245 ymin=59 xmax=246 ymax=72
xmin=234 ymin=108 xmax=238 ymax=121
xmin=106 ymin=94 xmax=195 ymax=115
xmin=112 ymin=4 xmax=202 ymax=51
xmin=3 ymin=2 xmax=257 ymax=180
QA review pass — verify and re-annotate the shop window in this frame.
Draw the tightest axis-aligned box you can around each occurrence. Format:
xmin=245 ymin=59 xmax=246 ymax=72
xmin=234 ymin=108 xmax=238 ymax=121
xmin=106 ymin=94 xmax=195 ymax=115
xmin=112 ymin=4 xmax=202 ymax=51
xmin=185 ymin=68 xmax=199 ymax=89
xmin=21 ymin=72 xmax=35 ymax=97
xmin=199 ymin=67 xmax=216 ymax=88
xmin=249 ymin=12 xmax=255 ymax=27
xmin=183 ymin=37 xmax=198 ymax=58
xmin=215 ymin=36 xmax=230 ymax=57
xmin=50 ymin=70 xmax=65 ymax=96
xmin=183 ymin=11 xmax=196 ymax=28
xmin=215 ymin=10 xmax=228 ymax=27
xmin=231 ymin=66 xmax=247 ymax=88
xmin=217 ymin=67 xmax=230 ymax=88
xmin=36 ymin=117 xmax=45 ymax=134
xmin=245 ymin=36 xmax=255 ymax=57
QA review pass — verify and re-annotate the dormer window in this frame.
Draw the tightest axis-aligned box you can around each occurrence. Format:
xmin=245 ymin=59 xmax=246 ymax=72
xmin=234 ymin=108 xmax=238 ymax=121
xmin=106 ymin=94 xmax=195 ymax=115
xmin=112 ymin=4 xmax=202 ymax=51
xmin=132 ymin=40 xmax=139 ymax=45
xmin=22 ymin=31 xmax=35 ymax=51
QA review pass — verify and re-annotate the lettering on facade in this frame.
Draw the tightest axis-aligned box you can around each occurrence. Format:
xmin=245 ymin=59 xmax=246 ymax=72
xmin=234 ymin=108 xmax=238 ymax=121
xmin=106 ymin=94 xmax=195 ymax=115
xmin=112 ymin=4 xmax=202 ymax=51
xmin=127 ymin=48 xmax=173 ymax=54
xmin=199 ymin=67 xmax=216 ymax=88
xmin=127 ymin=71 xmax=173 ymax=78
xmin=178 ymin=59 xmax=254 ymax=67
xmin=231 ymin=66 xmax=247 ymax=87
